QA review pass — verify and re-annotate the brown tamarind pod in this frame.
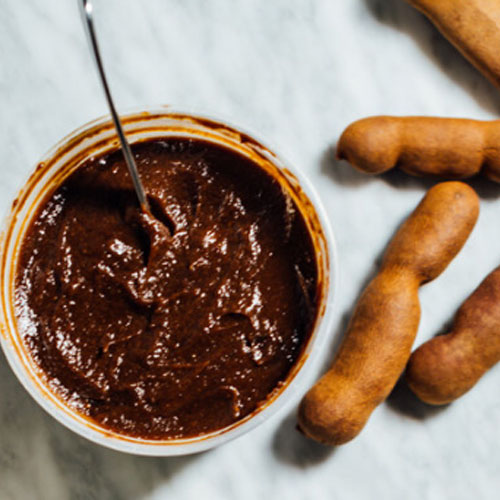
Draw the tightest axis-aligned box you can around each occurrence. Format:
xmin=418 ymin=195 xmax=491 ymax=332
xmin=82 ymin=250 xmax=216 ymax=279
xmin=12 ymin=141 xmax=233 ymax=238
xmin=337 ymin=116 xmax=500 ymax=183
xmin=406 ymin=0 xmax=500 ymax=88
xmin=298 ymin=182 xmax=479 ymax=445
xmin=407 ymin=266 xmax=500 ymax=405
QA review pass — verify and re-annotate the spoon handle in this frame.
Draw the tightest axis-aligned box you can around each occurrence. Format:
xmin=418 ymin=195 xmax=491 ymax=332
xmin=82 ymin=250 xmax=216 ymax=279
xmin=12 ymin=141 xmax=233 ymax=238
xmin=79 ymin=0 xmax=150 ymax=212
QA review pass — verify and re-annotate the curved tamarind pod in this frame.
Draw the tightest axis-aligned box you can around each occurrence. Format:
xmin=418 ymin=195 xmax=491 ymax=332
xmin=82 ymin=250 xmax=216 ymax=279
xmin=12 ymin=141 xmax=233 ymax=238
xmin=406 ymin=0 xmax=500 ymax=88
xmin=298 ymin=182 xmax=479 ymax=445
xmin=337 ymin=116 xmax=500 ymax=183
xmin=406 ymin=266 xmax=500 ymax=405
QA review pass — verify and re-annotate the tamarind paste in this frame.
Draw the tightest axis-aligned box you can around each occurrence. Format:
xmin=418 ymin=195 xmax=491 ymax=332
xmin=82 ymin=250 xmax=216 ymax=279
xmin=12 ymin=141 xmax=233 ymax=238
xmin=14 ymin=137 xmax=319 ymax=439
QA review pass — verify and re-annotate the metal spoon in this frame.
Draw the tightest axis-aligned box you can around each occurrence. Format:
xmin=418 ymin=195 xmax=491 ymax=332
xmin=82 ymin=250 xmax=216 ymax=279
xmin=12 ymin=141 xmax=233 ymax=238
xmin=78 ymin=0 xmax=150 ymax=212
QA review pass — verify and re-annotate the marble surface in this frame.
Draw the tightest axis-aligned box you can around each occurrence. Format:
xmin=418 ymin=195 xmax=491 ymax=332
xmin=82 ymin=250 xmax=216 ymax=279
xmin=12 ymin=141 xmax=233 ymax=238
xmin=1 ymin=0 xmax=500 ymax=498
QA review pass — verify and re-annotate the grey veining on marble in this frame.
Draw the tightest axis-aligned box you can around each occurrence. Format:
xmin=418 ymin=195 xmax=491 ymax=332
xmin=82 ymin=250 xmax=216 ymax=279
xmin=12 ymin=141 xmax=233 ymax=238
xmin=1 ymin=0 xmax=500 ymax=499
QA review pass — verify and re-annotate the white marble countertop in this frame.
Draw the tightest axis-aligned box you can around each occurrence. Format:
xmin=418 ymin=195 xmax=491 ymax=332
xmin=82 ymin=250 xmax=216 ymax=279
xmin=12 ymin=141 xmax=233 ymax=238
xmin=1 ymin=1 xmax=499 ymax=499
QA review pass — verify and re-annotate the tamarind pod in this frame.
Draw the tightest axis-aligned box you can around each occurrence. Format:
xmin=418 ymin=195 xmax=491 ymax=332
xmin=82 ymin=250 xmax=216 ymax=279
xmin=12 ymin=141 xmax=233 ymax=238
xmin=298 ymin=182 xmax=479 ymax=445
xmin=406 ymin=266 xmax=500 ymax=405
xmin=337 ymin=116 xmax=500 ymax=183
xmin=406 ymin=0 xmax=500 ymax=88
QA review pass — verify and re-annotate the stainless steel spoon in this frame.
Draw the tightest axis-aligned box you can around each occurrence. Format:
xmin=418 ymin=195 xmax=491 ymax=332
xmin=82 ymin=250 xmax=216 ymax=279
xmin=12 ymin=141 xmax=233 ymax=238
xmin=78 ymin=0 xmax=150 ymax=212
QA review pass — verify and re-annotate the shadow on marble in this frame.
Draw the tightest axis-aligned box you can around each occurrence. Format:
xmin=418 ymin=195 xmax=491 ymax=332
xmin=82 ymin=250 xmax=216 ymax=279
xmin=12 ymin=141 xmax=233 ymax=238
xmin=0 ymin=349 xmax=202 ymax=500
xmin=363 ymin=0 xmax=500 ymax=116
xmin=386 ymin=376 xmax=449 ymax=420
xmin=386 ymin=316 xmax=454 ymax=420
xmin=271 ymin=412 xmax=336 ymax=468
xmin=320 ymin=143 xmax=500 ymax=201
xmin=319 ymin=142 xmax=373 ymax=189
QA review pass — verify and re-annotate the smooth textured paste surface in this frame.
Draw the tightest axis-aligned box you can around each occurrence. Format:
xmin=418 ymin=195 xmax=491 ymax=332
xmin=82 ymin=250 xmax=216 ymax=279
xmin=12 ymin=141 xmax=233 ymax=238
xmin=15 ymin=138 xmax=319 ymax=439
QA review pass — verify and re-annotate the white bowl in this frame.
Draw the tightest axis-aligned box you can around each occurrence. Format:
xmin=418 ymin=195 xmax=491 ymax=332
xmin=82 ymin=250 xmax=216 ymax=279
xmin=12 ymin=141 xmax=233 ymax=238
xmin=0 ymin=107 xmax=338 ymax=456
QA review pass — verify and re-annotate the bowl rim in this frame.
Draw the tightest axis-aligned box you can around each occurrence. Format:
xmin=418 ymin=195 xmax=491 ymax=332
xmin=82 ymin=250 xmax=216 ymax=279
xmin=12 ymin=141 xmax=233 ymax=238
xmin=0 ymin=105 xmax=339 ymax=456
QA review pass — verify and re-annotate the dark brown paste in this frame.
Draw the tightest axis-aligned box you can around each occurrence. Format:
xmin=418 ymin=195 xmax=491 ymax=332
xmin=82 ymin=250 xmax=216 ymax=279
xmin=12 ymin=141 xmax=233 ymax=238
xmin=15 ymin=138 xmax=319 ymax=439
